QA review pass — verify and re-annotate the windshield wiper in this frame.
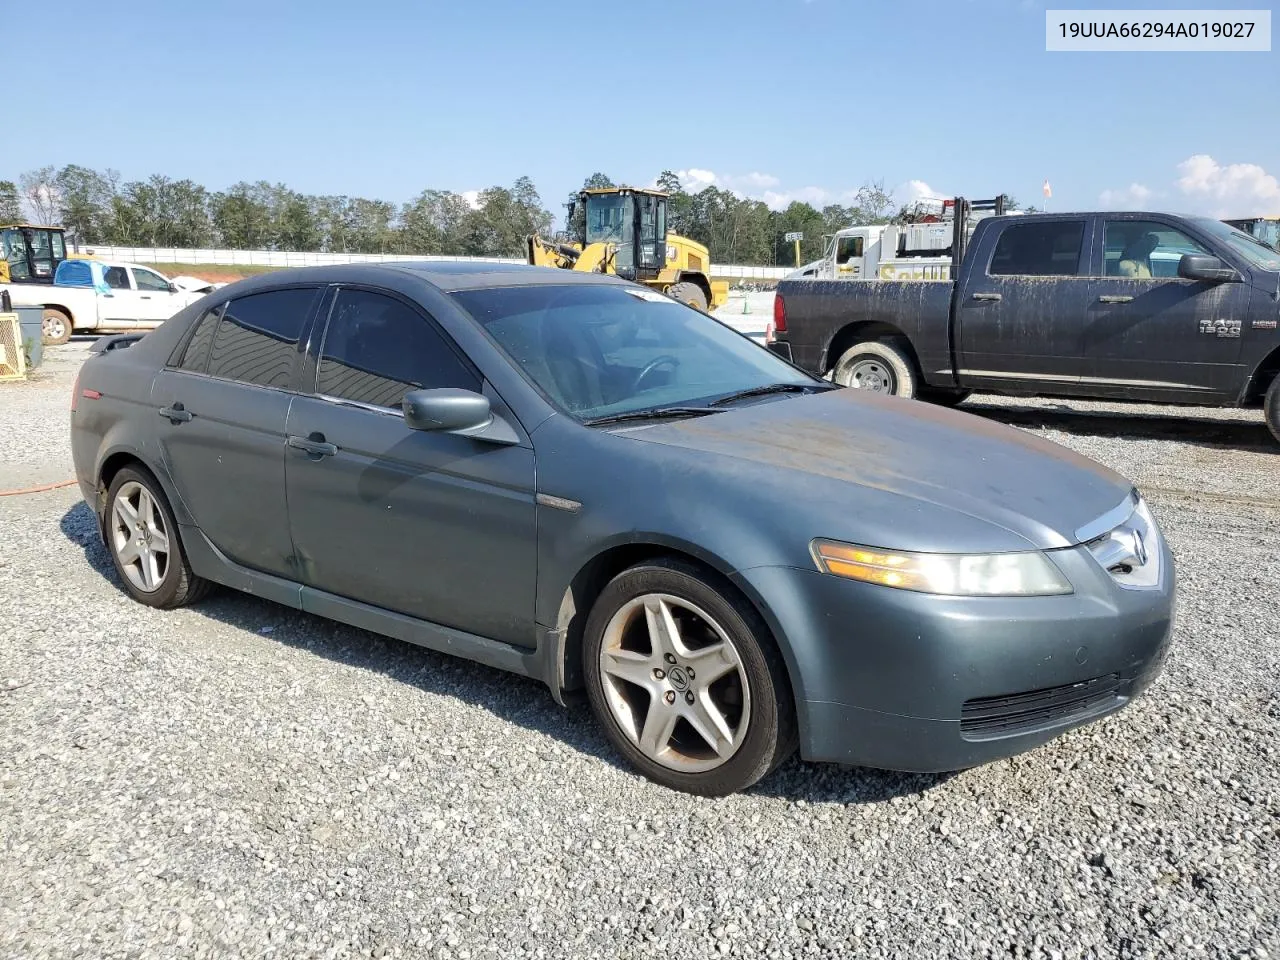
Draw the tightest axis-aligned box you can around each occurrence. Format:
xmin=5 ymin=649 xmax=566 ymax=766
xmin=709 ymin=382 xmax=833 ymax=407
xmin=583 ymin=406 xmax=721 ymax=427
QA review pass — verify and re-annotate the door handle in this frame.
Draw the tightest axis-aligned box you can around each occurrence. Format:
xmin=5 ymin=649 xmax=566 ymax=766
xmin=158 ymin=403 xmax=192 ymax=423
xmin=287 ymin=433 xmax=338 ymax=457
xmin=140 ymin=295 xmax=152 ymax=300
xmin=1098 ymin=295 xmax=1134 ymax=304
xmin=971 ymin=292 xmax=1002 ymax=302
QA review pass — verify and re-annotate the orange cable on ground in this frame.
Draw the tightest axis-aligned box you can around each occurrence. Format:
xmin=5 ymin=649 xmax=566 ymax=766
xmin=0 ymin=478 xmax=79 ymax=497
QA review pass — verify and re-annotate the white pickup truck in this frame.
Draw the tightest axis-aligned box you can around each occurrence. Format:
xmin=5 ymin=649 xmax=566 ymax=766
xmin=0 ymin=259 xmax=208 ymax=345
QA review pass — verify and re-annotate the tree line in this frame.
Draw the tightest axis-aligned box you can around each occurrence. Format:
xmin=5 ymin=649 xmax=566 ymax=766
xmin=0 ymin=165 xmax=1008 ymax=267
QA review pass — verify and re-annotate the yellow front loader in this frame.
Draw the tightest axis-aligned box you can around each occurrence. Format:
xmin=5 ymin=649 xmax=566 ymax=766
xmin=527 ymin=187 xmax=729 ymax=312
xmin=0 ymin=224 xmax=93 ymax=284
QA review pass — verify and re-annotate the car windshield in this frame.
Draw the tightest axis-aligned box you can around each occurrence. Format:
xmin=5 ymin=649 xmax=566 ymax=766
xmin=1192 ymin=217 xmax=1280 ymax=272
xmin=452 ymin=283 xmax=817 ymax=421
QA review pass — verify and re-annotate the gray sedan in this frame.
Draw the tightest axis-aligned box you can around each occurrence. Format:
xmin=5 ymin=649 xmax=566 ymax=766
xmin=70 ymin=263 xmax=1175 ymax=796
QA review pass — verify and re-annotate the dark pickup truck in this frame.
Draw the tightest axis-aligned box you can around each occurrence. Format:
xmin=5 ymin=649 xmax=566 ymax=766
xmin=768 ymin=210 xmax=1280 ymax=443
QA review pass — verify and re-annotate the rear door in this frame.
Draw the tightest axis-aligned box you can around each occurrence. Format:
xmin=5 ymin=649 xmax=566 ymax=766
xmin=151 ymin=285 xmax=324 ymax=578
xmin=1082 ymin=216 xmax=1249 ymax=400
xmin=284 ymin=286 xmax=537 ymax=647
xmin=954 ymin=217 xmax=1095 ymax=391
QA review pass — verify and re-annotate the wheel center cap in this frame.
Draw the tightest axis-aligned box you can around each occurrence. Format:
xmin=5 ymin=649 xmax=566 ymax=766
xmin=667 ymin=666 xmax=690 ymax=690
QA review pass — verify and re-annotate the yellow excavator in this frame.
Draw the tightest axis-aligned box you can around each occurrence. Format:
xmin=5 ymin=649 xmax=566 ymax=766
xmin=527 ymin=187 xmax=729 ymax=312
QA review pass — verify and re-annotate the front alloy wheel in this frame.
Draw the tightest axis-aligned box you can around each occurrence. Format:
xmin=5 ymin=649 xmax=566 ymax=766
xmin=598 ymin=594 xmax=751 ymax=772
xmin=584 ymin=560 xmax=796 ymax=796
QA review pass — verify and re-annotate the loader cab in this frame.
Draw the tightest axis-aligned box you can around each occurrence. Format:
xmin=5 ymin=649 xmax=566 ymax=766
xmin=0 ymin=224 xmax=69 ymax=284
xmin=579 ymin=188 xmax=669 ymax=281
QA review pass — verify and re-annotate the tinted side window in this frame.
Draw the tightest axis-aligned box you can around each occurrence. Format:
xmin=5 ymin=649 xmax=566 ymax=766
xmin=1103 ymin=219 xmax=1211 ymax=278
xmin=206 ymin=288 xmax=319 ymax=388
xmin=317 ymin=289 xmax=479 ymax=409
xmin=989 ymin=221 xmax=1085 ymax=277
xmin=104 ymin=266 xmax=130 ymax=289
xmin=176 ymin=305 xmax=222 ymax=372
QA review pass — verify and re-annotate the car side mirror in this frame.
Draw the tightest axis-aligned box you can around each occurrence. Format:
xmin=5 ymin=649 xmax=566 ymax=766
xmin=1178 ymin=253 xmax=1240 ymax=283
xmin=168 ymin=282 xmax=178 ymax=293
xmin=401 ymin=387 xmax=521 ymax=446
xmin=403 ymin=388 xmax=491 ymax=432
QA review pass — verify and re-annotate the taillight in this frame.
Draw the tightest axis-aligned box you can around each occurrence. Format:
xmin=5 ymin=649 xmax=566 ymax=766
xmin=772 ymin=293 xmax=787 ymax=334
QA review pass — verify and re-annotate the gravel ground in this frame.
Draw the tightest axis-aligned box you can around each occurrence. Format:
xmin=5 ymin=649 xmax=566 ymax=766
xmin=2 ymin=342 xmax=1278 ymax=960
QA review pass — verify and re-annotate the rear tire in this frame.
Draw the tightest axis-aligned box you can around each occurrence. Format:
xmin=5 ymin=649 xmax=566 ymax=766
xmin=105 ymin=466 xmax=213 ymax=609
xmin=832 ymin=339 xmax=917 ymax=399
xmin=1265 ymin=376 xmax=1280 ymax=445
xmin=42 ymin=308 xmax=73 ymax=346
xmin=583 ymin=559 xmax=796 ymax=796
xmin=667 ymin=281 xmax=709 ymax=313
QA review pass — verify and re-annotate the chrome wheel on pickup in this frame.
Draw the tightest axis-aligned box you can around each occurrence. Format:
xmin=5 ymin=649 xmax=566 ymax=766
xmin=584 ymin=559 xmax=795 ymax=796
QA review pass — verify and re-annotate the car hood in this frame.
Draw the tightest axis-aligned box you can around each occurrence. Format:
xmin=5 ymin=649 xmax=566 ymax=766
xmin=625 ymin=389 xmax=1134 ymax=552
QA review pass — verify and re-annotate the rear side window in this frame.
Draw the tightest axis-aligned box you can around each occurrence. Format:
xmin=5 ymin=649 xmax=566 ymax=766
xmin=104 ymin=266 xmax=130 ymax=290
xmin=316 ymin=289 xmax=479 ymax=409
xmin=206 ymin=288 xmax=319 ymax=388
xmin=989 ymin=221 xmax=1086 ymax=277
xmin=175 ymin=305 xmax=222 ymax=372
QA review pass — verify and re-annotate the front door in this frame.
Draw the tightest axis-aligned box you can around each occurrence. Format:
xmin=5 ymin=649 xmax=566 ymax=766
xmin=130 ymin=266 xmax=186 ymax=325
xmin=955 ymin=216 xmax=1094 ymax=391
xmin=150 ymin=287 xmax=323 ymax=577
xmin=284 ymin=287 xmax=538 ymax=648
xmin=1083 ymin=217 xmax=1249 ymax=400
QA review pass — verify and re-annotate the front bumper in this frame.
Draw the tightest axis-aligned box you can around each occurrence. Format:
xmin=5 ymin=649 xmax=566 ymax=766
xmin=733 ymin=536 xmax=1176 ymax=773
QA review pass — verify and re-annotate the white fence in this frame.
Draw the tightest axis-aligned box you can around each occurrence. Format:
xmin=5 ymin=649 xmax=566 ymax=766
xmin=77 ymin=245 xmax=793 ymax=281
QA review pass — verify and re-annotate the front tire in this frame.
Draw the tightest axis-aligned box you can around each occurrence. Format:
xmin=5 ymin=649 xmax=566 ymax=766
xmin=42 ymin=308 xmax=73 ymax=346
xmin=666 ymin=281 xmax=709 ymax=313
xmin=832 ymin=339 xmax=917 ymax=398
xmin=105 ymin=466 xmax=212 ymax=608
xmin=583 ymin=559 xmax=796 ymax=796
xmin=1265 ymin=375 xmax=1280 ymax=445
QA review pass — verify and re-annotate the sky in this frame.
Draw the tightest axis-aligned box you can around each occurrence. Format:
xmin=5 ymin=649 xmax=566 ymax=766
xmin=7 ymin=0 xmax=1279 ymax=227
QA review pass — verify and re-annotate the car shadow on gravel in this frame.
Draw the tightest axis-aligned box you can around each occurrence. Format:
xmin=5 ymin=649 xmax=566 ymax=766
xmin=61 ymin=500 xmax=952 ymax=805
xmin=963 ymin=401 xmax=1276 ymax=451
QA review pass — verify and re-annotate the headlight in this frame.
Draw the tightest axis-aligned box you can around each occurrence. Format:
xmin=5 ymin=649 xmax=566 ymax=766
xmin=810 ymin=539 xmax=1072 ymax=597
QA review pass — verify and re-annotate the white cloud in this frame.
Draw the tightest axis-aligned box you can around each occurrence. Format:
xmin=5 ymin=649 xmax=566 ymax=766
xmin=673 ymin=168 xmax=717 ymax=192
xmin=1175 ymin=154 xmax=1280 ymax=216
xmin=896 ymin=179 xmax=947 ymax=204
xmin=460 ymin=190 xmax=482 ymax=210
xmin=1098 ymin=183 xmax=1155 ymax=209
xmin=1097 ymin=155 xmax=1280 ymax=217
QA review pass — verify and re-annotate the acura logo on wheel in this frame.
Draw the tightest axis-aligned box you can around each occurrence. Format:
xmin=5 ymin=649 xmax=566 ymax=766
xmin=667 ymin=667 xmax=690 ymax=690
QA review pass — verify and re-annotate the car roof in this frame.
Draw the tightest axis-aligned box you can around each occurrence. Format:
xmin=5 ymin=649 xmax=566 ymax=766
xmin=214 ymin=261 xmax=632 ymax=296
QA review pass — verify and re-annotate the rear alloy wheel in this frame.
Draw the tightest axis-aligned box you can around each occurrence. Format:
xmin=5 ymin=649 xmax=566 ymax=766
xmin=42 ymin=308 xmax=73 ymax=346
xmin=105 ymin=466 xmax=212 ymax=608
xmin=584 ymin=560 xmax=795 ymax=796
xmin=1265 ymin=375 xmax=1280 ymax=445
xmin=666 ymin=281 xmax=709 ymax=313
xmin=832 ymin=339 xmax=917 ymax=398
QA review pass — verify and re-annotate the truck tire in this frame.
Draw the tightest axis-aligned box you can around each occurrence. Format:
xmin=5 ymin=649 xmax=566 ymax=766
xmin=1266 ymin=375 xmax=1280 ymax=445
xmin=667 ymin=281 xmax=709 ymax=313
xmin=42 ymin=308 xmax=74 ymax=346
xmin=832 ymin=340 xmax=917 ymax=399
xmin=918 ymin=387 xmax=972 ymax=408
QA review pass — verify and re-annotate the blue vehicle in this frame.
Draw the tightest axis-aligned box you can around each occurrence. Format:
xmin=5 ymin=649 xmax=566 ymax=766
xmin=71 ymin=263 xmax=1174 ymax=795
